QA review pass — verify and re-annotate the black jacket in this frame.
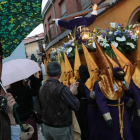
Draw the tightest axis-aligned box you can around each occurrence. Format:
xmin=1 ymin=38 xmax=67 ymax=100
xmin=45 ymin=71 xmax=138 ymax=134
xmin=7 ymin=78 xmax=41 ymax=122
xmin=39 ymin=78 xmax=74 ymax=127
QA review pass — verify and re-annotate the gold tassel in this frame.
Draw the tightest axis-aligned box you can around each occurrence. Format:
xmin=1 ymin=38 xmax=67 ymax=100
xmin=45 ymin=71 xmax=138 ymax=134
xmin=118 ymin=99 xmax=124 ymax=140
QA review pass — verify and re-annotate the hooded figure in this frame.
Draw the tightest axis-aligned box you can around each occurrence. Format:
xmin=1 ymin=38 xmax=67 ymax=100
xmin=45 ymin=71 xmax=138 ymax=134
xmin=63 ymin=52 xmax=73 ymax=86
xmin=131 ymin=33 xmax=140 ymax=140
xmin=59 ymin=59 xmax=66 ymax=83
xmin=111 ymin=45 xmax=134 ymax=123
xmin=77 ymin=44 xmax=100 ymax=140
xmin=75 ymin=65 xmax=89 ymax=140
xmin=70 ymin=46 xmax=81 ymax=84
xmin=111 ymin=44 xmax=133 ymax=84
xmin=94 ymin=39 xmax=134 ymax=140
xmin=105 ymin=53 xmax=119 ymax=68
xmin=82 ymin=43 xmax=99 ymax=91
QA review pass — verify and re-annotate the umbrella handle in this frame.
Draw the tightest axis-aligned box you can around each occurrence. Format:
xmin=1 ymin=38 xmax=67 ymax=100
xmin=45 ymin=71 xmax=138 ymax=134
xmin=13 ymin=103 xmax=25 ymax=132
xmin=0 ymin=82 xmax=25 ymax=132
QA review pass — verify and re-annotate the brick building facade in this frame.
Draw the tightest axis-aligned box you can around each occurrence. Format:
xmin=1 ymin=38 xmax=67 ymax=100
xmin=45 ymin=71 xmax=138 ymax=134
xmin=42 ymin=0 xmax=102 ymax=50
xmin=42 ymin=0 xmax=140 ymax=62
xmin=24 ymin=33 xmax=44 ymax=65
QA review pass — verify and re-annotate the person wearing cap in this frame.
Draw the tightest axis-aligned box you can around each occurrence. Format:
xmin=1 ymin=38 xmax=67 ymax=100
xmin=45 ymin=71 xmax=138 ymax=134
xmin=52 ymin=4 xmax=97 ymax=44
xmin=94 ymin=40 xmax=134 ymax=140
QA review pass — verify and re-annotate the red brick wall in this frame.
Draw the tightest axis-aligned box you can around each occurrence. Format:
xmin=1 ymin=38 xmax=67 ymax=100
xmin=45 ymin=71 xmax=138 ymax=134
xmin=91 ymin=0 xmax=102 ymax=4
xmin=43 ymin=0 xmax=102 ymax=42
xmin=43 ymin=6 xmax=56 ymax=42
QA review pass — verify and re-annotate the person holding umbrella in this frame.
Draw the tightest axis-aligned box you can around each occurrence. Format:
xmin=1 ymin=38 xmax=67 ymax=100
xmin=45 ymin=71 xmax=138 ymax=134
xmin=0 ymin=92 xmax=21 ymax=140
xmin=7 ymin=74 xmax=41 ymax=140
xmin=0 ymin=51 xmax=42 ymax=140
xmin=0 ymin=41 xmax=21 ymax=140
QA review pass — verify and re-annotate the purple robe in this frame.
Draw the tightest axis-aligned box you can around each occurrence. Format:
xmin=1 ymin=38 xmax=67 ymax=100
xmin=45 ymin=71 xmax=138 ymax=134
xmin=95 ymin=83 xmax=134 ymax=140
xmin=58 ymin=15 xmax=96 ymax=43
xmin=75 ymin=79 xmax=88 ymax=140
xmin=131 ymin=79 xmax=140 ymax=112
xmin=113 ymin=67 xmax=134 ymax=124
xmin=84 ymin=85 xmax=100 ymax=140
xmin=131 ymin=79 xmax=140 ymax=140
xmin=123 ymin=85 xmax=134 ymax=124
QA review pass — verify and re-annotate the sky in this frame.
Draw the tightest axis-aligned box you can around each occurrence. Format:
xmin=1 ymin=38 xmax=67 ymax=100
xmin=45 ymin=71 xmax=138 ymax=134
xmin=26 ymin=0 xmax=48 ymax=38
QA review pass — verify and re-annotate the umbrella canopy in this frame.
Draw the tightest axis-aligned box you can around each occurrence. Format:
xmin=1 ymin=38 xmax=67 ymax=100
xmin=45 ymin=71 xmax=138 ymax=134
xmin=1 ymin=59 xmax=41 ymax=86
xmin=0 ymin=0 xmax=42 ymax=58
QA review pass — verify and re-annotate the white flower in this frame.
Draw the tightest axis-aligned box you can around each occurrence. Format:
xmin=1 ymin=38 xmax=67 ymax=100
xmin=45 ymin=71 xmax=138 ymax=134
xmin=117 ymin=26 xmax=121 ymax=30
xmin=116 ymin=36 xmax=126 ymax=42
xmin=97 ymin=35 xmax=103 ymax=39
xmin=133 ymin=24 xmax=136 ymax=28
xmin=131 ymin=35 xmax=138 ymax=41
xmin=126 ymin=42 xmax=135 ymax=49
xmin=72 ymin=43 xmax=75 ymax=46
xmin=103 ymin=42 xmax=110 ymax=48
xmin=111 ymin=41 xmax=118 ymax=47
xmin=66 ymin=47 xmax=72 ymax=54
xmin=110 ymin=22 xmax=117 ymax=28
xmin=129 ymin=25 xmax=132 ymax=28
xmin=53 ymin=49 xmax=57 ymax=53
xmin=97 ymin=36 xmax=110 ymax=48
xmin=97 ymin=36 xmax=104 ymax=42
xmin=64 ymin=42 xmax=68 ymax=46
xmin=69 ymin=37 xmax=75 ymax=42
xmin=92 ymin=42 xmax=96 ymax=48
xmin=57 ymin=48 xmax=61 ymax=52
xmin=69 ymin=40 xmax=73 ymax=43
xmin=109 ymin=31 xmax=113 ymax=35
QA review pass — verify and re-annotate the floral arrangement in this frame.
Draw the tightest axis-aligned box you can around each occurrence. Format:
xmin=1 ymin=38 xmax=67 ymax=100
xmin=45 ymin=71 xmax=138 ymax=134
xmin=50 ymin=33 xmax=94 ymax=61
xmin=50 ymin=39 xmax=75 ymax=61
xmin=93 ymin=23 xmax=138 ymax=56
xmin=50 ymin=23 xmax=138 ymax=61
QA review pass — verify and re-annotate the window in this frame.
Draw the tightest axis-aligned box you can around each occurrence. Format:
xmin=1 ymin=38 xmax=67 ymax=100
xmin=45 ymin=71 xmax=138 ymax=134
xmin=48 ymin=17 xmax=54 ymax=40
xmin=60 ymin=0 xmax=66 ymax=17
xmin=60 ymin=1 xmax=67 ymax=32
xmin=81 ymin=0 xmax=92 ymax=10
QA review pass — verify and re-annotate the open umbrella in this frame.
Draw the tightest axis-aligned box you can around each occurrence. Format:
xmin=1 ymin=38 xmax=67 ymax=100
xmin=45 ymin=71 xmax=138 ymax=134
xmin=1 ymin=59 xmax=41 ymax=86
xmin=0 ymin=0 xmax=42 ymax=58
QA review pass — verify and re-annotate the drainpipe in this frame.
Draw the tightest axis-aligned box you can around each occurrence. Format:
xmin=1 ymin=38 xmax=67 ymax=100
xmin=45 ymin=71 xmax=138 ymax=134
xmin=50 ymin=0 xmax=58 ymax=36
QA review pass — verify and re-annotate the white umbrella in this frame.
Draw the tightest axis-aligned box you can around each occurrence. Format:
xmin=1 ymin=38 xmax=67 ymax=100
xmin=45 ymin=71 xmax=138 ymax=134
xmin=1 ymin=59 xmax=41 ymax=86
